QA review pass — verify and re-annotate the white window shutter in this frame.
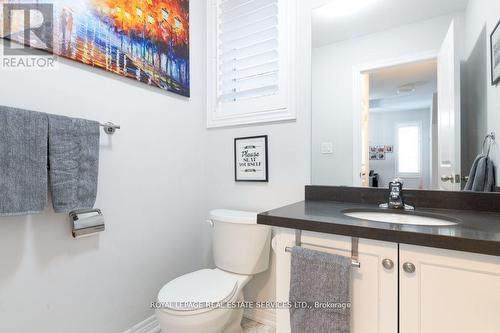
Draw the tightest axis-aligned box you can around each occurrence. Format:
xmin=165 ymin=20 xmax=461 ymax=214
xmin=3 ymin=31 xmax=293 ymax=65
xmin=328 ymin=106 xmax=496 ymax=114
xmin=219 ymin=0 xmax=280 ymax=103
xmin=207 ymin=0 xmax=296 ymax=128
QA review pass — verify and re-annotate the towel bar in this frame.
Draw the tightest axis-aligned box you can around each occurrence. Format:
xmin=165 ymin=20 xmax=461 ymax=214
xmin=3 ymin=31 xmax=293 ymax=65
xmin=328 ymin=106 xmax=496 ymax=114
xmin=69 ymin=208 xmax=102 ymax=220
xmin=482 ymin=132 xmax=496 ymax=156
xmin=100 ymin=122 xmax=121 ymax=135
xmin=284 ymin=230 xmax=361 ymax=268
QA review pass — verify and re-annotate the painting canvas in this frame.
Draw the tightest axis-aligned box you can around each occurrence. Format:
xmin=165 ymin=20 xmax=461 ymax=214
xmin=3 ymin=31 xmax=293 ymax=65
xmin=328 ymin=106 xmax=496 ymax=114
xmin=2 ymin=0 xmax=190 ymax=96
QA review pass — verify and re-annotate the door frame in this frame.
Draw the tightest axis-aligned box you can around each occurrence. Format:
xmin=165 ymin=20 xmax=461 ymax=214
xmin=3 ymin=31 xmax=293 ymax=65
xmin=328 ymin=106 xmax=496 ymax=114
xmin=351 ymin=50 xmax=439 ymax=186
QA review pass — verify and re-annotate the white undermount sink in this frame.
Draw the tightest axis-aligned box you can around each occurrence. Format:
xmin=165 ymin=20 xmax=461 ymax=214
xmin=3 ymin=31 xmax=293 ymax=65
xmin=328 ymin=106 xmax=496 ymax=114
xmin=343 ymin=210 xmax=459 ymax=226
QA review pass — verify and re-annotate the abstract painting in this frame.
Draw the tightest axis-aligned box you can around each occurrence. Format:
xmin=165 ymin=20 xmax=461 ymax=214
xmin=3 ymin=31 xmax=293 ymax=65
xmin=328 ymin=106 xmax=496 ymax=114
xmin=2 ymin=0 xmax=190 ymax=96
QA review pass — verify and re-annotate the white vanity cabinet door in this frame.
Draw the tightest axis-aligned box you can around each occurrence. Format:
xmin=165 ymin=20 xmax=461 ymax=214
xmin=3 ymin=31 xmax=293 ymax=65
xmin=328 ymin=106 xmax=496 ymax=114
xmin=274 ymin=229 xmax=398 ymax=333
xmin=399 ymin=244 xmax=500 ymax=333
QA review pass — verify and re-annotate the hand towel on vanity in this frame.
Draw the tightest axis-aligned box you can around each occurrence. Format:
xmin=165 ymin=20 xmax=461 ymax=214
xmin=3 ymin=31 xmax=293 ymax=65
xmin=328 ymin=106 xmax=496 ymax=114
xmin=289 ymin=246 xmax=351 ymax=333
xmin=48 ymin=115 xmax=100 ymax=213
xmin=482 ymin=157 xmax=496 ymax=192
xmin=464 ymin=154 xmax=483 ymax=191
xmin=464 ymin=155 xmax=496 ymax=192
xmin=0 ymin=105 xmax=48 ymax=216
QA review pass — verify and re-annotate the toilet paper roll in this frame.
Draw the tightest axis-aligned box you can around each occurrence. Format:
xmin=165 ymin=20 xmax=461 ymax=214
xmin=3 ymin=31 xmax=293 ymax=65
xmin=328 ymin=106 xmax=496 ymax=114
xmin=72 ymin=214 xmax=105 ymax=238
xmin=73 ymin=214 xmax=105 ymax=230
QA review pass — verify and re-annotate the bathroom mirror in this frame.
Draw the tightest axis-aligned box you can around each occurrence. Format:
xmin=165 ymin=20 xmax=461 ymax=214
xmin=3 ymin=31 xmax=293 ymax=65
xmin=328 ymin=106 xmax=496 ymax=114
xmin=311 ymin=0 xmax=499 ymax=191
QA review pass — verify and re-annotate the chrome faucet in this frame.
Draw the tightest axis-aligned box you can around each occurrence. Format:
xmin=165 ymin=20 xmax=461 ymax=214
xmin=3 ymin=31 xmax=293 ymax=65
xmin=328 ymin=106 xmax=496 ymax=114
xmin=379 ymin=178 xmax=415 ymax=210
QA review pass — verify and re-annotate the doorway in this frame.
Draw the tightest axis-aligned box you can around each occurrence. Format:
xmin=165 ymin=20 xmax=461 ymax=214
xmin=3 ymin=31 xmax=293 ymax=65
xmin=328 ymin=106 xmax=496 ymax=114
xmin=353 ymin=21 xmax=462 ymax=191
xmin=361 ymin=60 xmax=437 ymax=190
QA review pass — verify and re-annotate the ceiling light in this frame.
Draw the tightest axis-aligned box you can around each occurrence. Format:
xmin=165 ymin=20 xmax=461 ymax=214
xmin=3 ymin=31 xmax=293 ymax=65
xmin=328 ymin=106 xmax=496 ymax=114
xmin=397 ymin=83 xmax=416 ymax=94
xmin=316 ymin=0 xmax=377 ymax=18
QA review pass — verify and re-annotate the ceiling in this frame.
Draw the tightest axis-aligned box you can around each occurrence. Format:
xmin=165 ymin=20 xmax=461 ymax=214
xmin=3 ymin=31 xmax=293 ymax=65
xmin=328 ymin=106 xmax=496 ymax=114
xmin=369 ymin=59 xmax=437 ymax=113
xmin=312 ymin=0 xmax=469 ymax=48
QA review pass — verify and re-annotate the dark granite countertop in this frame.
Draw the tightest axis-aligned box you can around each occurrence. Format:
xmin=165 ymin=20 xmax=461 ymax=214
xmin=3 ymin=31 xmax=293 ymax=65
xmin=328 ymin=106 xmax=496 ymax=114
xmin=258 ymin=200 xmax=500 ymax=256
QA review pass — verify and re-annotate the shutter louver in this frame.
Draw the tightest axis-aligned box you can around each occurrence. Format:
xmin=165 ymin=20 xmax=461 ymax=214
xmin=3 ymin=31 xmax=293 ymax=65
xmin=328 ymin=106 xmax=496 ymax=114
xmin=218 ymin=0 xmax=280 ymax=103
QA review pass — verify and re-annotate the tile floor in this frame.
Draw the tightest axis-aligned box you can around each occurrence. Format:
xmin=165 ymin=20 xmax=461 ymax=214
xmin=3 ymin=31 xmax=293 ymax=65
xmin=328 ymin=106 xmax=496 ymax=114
xmin=132 ymin=316 xmax=275 ymax=333
xmin=241 ymin=318 xmax=276 ymax=333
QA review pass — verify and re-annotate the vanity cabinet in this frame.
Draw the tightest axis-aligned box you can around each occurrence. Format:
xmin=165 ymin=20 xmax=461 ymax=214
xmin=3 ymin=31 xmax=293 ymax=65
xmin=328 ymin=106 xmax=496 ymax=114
xmin=274 ymin=230 xmax=500 ymax=333
xmin=400 ymin=244 xmax=500 ymax=333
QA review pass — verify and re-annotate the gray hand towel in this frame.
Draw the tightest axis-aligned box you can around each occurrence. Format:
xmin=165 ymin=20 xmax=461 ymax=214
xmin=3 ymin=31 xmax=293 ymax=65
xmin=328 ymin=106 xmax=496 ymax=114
xmin=483 ymin=157 xmax=496 ymax=192
xmin=0 ymin=106 xmax=48 ymax=216
xmin=464 ymin=154 xmax=483 ymax=191
xmin=465 ymin=155 xmax=496 ymax=192
xmin=471 ymin=156 xmax=488 ymax=191
xmin=289 ymin=246 xmax=351 ymax=333
xmin=48 ymin=115 xmax=100 ymax=213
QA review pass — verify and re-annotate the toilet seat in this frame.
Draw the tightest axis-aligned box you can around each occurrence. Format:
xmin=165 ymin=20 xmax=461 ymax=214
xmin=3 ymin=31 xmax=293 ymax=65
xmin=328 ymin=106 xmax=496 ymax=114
xmin=158 ymin=269 xmax=239 ymax=315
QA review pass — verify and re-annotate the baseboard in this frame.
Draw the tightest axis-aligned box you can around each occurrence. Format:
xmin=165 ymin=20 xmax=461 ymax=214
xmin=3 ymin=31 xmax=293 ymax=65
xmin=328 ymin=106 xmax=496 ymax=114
xmin=244 ymin=308 xmax=276 ymax=328
xmin=122 ymin=315 xmax=161 ymax=333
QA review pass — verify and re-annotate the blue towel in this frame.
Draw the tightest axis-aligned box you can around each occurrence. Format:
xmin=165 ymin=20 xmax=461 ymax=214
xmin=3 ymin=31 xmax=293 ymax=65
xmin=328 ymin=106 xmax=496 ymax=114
xmin=0 ymin=106 xmax=49 ymax=216
xmin=48 ymin=115 xmax=100 ymax=213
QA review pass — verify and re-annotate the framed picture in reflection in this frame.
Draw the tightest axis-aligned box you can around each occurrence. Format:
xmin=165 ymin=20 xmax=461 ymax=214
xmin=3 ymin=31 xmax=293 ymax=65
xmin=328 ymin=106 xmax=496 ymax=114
xmin=491 ymin=19 xmax=500 ymax=86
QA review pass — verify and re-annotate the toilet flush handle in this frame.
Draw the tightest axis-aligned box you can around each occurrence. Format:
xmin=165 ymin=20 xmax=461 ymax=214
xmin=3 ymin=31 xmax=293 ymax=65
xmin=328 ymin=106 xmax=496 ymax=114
xmin=206 ymin=219 xmax=214 ymax=227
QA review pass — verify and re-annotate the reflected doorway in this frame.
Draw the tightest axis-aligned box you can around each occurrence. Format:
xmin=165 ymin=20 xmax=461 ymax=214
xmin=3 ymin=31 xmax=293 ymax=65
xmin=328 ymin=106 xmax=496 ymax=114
xmin=360 ymin=60 xmax=438 ymax=189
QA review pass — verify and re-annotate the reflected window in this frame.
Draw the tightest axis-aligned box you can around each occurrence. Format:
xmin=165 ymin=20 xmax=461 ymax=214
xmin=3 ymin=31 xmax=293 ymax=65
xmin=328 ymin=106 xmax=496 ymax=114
xmin=397 ymin=123 xmax=421 ymax=175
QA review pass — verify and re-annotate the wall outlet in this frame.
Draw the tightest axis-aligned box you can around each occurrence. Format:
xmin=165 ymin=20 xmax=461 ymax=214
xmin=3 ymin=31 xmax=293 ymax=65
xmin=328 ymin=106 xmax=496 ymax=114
xmin=321 ymin=142 xmax=333 ymax=154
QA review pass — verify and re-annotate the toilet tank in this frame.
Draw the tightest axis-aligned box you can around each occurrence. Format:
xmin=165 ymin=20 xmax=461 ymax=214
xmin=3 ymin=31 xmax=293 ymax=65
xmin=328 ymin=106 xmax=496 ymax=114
xmin=209 ymin=209 xmax=271 ymax=275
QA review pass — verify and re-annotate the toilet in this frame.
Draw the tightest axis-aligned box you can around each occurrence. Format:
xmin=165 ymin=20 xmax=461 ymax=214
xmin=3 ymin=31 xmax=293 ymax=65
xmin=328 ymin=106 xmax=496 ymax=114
xmin=155 ymin=209 xmax=272 ymax=333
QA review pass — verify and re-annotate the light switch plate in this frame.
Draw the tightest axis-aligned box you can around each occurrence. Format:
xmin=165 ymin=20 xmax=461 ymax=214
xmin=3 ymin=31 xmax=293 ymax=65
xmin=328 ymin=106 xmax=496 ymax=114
xmin=321 ymin=142 xmax=333 ymax=154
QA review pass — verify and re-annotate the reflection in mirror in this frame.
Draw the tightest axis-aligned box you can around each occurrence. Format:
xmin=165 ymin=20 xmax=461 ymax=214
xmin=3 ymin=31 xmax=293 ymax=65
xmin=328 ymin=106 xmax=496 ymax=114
xmin=311 ymin=0 xmax=500 ymax=192
xmin=363 ymin=61 xmax=436 ymax=190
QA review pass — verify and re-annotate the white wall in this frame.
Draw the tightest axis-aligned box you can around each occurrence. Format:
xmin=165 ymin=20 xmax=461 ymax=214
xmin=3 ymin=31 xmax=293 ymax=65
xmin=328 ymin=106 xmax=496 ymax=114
xmin=0 ymin=0 xmax=309 ymax=329
xmin=312 ymin=12 xmax=464 ymax=186
xmin=369 ymin=109 xmax=432 ymax=189
xmin=203 ymin=120 xmax=311 ymax=309
xmin=463 ymin=0 xmax=500 ymax=183
xmin=202 ymin=0 xmax=312 ymax=319
xmin=0 ymin=1 xmax=206 ymax=332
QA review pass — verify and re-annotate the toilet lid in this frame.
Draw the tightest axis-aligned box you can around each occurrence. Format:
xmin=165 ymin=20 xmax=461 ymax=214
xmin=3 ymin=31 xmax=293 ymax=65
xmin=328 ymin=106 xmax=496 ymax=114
xmin=158 ymin=269 xmax=238 ymax=311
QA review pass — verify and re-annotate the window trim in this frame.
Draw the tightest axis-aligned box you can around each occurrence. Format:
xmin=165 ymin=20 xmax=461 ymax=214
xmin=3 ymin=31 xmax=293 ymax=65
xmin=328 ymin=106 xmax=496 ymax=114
xmin=206 ymin=0 xmax=297 ymax=128
xmin=395 ymin=121 xmax=422 ymax=178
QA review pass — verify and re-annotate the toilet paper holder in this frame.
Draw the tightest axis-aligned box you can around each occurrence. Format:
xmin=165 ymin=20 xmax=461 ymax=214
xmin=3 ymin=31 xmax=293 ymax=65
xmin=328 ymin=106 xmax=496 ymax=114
xmin=69 ymin=208 xmax=105 ymax=238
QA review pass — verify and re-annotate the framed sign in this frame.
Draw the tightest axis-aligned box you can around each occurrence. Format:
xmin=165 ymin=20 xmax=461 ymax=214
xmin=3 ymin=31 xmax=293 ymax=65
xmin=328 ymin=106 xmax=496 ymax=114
xmin=234 ymin=136 xmax=268 ymax=182
xmin=491 ymin=19 xmax=500 ymax=86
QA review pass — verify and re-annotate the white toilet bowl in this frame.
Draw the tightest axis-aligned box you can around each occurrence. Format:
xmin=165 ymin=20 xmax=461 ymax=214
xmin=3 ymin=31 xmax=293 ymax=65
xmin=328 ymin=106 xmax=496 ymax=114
xmin=155 ymin=210 xmax=271 ymax=333
xmin=156 ymin=269 xmax=251 ymax=333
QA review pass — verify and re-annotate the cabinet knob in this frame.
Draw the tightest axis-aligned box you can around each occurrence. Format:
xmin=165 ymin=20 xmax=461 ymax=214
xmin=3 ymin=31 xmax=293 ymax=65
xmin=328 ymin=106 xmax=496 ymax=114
xmin=403 ymin=262 xmax=416 ymax=273
xmin=382 ymin=258 xmax=394 ymax=270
